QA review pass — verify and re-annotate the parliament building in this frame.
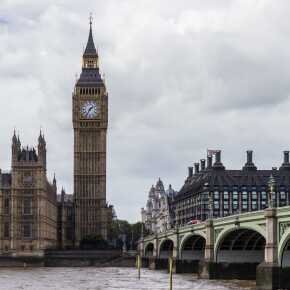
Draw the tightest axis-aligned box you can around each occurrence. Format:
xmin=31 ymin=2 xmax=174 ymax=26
xmin=142 ymin=150 xmax=290 ymax=232
xmin=175 ymin=150 xmax=290 ymax=226
xmin=0 ymin=20 xmax=112 ymax=255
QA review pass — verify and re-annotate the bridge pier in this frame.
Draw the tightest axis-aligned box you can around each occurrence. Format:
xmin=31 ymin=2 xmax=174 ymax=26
xmin=174 ymin=259 xmax=200 ymax=273
xmin=256 ymin=208 xmax=280 ymax=290
xmin=198 ymin=220 xmax=216 ymax=279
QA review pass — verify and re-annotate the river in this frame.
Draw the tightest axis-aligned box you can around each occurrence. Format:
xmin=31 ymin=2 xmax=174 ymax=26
xmin=0 ymin=267 xmax=256 ymax=290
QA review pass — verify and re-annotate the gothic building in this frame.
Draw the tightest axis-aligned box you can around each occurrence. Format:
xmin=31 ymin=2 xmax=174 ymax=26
xmin=0 ymin=132 xmax=57 ymax=255
xmin=141 ymin=178 xmax=177 ymax=234
xmin=0 ymin=18 xmax=113 ymax=254
xmin=174 ymin=150 xmax=290 ymax=226
xmin=72 ymin=18 xmax=112 ymax=245
xmin=57 ymin=188 xmax=74 ymax=249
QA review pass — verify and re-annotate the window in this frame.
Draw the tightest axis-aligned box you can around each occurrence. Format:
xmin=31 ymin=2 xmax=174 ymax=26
xmin=280 ymin=192 xmax=286 ymax=199
xmin=233 ymin=200 xmax=238 ymax=210
xmin=23 ymin=174 xmax=33 ymax=185
xmin=252 ymin=200 xmax=257 ymax=210
xmin=214 ymin=201 xmax=220 ymax=209
xmin=242 ymin=192 xmax=248 ymax=200
xmin=23 ymin=223 xmax=32 ymax=238
xmin=214 ymin=191 xmax=220 ymax=199
xmin=233 ymin=192 xmax=238 ymax=200
xmin=252 ymin=192 xmax=257 ymax=199
xmin=223 ymin=192 xmax=229 ymax=200
xmin=261 ymin=191 xmax=267 ymax=199
xmin=242 ymin=200 xmax=248 ymax=210
xmin=23 ymin=198 xmax=32 ymax=215
xmin=4 ymin=223 xmax=9 ymax=238
xmin=4 ymin=198 xmax=9 ymax=214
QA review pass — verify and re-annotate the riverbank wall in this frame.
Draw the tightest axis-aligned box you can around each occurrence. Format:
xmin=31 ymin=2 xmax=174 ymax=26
xmin=0 ymin=250 xmax=136 ymax=268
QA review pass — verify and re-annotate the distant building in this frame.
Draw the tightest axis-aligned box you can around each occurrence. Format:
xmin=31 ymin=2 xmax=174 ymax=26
xmin=174 ymin=150 xmax=290 ymax=226
xmin=141 ymin=178 xmax=177 ymax=234
xmin=0 ymin=132 xmax=57 ymax=256
xmin=57 ymin=189 xmax=74 ymax=249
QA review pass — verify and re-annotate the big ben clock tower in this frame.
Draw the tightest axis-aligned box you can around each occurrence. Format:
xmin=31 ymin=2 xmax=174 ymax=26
xmin=73 ymin=18 xmax=109 ymax=246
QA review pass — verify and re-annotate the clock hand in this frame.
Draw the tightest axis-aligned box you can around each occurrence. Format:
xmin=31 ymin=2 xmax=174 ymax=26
xmin=87 ymin=106 xmax=93 ymax=115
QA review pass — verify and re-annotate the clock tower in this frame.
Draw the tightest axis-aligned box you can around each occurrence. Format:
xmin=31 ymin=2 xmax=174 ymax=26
xmin=73 ymin=18 xmax=109 ymax=246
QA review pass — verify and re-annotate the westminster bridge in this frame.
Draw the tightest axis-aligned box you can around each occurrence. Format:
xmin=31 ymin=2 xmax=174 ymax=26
xmin=139 ymin=206 xmax=290 ymax=290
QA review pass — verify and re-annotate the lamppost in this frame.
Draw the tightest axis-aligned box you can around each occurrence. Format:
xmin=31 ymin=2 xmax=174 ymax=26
xmin=267 ymin=174 xmax=276 ymax=208
xmin=208 ymin=192 xmax=213 ymax=219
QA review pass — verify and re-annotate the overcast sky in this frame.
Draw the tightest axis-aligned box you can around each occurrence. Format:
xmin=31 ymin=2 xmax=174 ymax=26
xmin=1 ymin=0 xmax=290 ymax=222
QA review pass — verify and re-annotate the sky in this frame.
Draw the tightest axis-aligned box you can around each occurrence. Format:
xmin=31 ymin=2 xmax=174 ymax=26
xmin=1 ymin=0 xmax=290 ymax=222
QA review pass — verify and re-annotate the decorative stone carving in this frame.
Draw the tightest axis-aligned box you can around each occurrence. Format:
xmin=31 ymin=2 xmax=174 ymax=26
xmin=279 ymin=222 xmax=290 ymax=241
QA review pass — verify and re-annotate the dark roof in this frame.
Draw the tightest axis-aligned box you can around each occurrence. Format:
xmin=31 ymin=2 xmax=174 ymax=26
xmin=76 ymin=68 xmax=104 ymax=87
xmin=84 ymin=23 xmax=97 ymax=56
xmin=17 ymin=148 xmax=38 ymax=162
xmin=177 ymin=166 xmax=290 ymax=201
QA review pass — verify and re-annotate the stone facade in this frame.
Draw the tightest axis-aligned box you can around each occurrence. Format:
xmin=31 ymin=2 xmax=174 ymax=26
xmin=0 ymin=20 xmax=114 ymax=254
xmin=0 ymin=132 xmax=57 ymax=256
xmin=57 ymin=189 xmax=74 ymax=249
xmin=73 ymin=20 xmax=112 ymax=245
xmin=141 ymin=178 xmax=176 ymax=234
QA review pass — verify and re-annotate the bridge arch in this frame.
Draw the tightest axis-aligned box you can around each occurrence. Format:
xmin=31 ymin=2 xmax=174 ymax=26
xmin=215 ymin=226 xmax=266 ymax=264
xmin=279 ymin=228 xmax=290 ymax=267
xmin=179 ymin=234 xmax=206 ymax=261
xmin=159 ymin=238 xmax=174 ymax=258
xmin=144 ymin=242 xmax=154 ymax=257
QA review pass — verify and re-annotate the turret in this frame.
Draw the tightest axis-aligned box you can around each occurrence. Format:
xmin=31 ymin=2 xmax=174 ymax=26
xmin=155 ymin=178 xmax=165 ymax=196
xmin=11 ymin=130 xmax=21 ymax=165
xmin=53 ymin=173 xmax=57 ymax=193
xmin=61 ymin=187 xmax=65 ymax=203
xmin=38 ymin=130 xmax=46 ymax=169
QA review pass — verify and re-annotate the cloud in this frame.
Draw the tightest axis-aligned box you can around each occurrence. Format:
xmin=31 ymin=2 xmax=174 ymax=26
xmin=1 ymin=0 xmax=290 ymax=222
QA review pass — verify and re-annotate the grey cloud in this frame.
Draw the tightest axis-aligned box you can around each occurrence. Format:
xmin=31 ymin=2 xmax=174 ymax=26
xmin=1 ymin=1 xmax=290 ymax=221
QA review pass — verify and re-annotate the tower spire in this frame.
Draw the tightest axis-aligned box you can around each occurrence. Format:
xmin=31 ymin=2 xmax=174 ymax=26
xmin=84 ymin=13 xmax=97 ymax=56
xmin=89 ymin=12 xmax=93 ymax=28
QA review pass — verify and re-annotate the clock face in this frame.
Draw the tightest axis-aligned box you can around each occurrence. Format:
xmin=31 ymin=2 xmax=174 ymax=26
xmin=80 ymin=100 xmax=100 ymax=119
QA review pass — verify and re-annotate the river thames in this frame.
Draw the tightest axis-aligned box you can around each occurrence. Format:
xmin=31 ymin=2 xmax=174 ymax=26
xmin=0 ymin=267 xmax=255 ymax=290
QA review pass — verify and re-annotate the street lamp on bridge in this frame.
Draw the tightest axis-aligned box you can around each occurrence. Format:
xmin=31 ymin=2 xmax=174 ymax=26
xmin=208 ymin=192 xmax=213 ymax=219
xmin=267 ymin=174 xmax=276 ymax=208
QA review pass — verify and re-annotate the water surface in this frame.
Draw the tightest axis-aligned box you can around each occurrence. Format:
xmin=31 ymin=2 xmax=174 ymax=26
xmin=0 ymin=267 xmax=255 ymax=290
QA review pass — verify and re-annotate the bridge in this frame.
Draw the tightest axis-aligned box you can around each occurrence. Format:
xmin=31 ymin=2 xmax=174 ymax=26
xmin=139 ymin=206 xmax=290 ymax=290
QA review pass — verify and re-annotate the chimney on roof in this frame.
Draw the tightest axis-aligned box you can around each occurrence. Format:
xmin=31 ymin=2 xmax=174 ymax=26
xmin=213 ymin=150 xmax=225 ymax=170
xmin=280 ymin=151 xmax=290 ymax=170
xmin=247 ymin=150 xmax=253 ymax=164
xmin=243 ymin=150 xmax=257 ymax=171
xmin=194 ymin=163 xmax=200 ymax=174
xmin=284 ymin=151 xmax=290 ymax=164
xmin=207 ymin=155 xmax=212 ymax=169
xmin=216 ymin=151 xmax=221 ymax=163
xmin=188 ymin=166 xmax=193 ymax=178
xmin=200 ymin=159 xmax=206 ymax=171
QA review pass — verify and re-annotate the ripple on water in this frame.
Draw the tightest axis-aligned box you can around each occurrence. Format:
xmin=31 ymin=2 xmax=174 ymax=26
xmin=0 ymin=267 xmax=255 ymax=290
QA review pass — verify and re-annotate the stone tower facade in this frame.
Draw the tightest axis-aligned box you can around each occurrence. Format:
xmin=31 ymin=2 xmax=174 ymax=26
xmin=0 ymin=132 xmax=57 ymax=256
xmin=73 ymin=19 xmax=111 ymax=246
